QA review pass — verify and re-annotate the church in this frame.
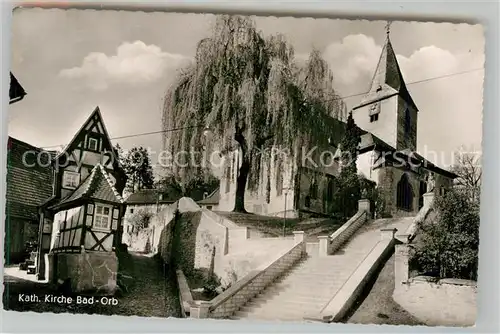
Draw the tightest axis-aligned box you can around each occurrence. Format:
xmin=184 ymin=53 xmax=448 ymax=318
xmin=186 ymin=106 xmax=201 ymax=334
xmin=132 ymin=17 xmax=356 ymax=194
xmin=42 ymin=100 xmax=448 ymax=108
xmin=217 ymin=30 xmax=457 ymax=218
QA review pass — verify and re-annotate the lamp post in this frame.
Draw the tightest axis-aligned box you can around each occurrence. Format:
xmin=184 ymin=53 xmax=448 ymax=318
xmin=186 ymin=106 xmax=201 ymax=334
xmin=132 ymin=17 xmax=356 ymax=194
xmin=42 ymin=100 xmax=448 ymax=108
xmin=282 ymin=187 xmax=292 ymax=237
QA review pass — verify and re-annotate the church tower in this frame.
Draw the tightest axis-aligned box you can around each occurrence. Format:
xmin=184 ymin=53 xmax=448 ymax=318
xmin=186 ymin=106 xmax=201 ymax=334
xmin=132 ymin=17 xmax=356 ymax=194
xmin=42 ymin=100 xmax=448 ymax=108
xmin=352 ymin=24 xmax=418 ymax=151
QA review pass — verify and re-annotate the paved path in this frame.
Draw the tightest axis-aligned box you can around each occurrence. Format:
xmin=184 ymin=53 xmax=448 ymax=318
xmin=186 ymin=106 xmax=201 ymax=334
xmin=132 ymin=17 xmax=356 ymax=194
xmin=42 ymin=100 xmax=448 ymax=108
xmin=3 ymin=252 xmax=181 ymax=318
xmin=233 ymin=217 xmax=414 ymax=322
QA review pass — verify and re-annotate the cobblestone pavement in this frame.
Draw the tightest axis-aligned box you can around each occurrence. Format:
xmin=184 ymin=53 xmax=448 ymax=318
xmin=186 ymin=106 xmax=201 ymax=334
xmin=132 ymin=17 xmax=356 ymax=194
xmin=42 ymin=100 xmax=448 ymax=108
xmin=346 ymin=254 xmax=423 ymax=326
xmin=2 ymin=253 xmax=181 ymax=319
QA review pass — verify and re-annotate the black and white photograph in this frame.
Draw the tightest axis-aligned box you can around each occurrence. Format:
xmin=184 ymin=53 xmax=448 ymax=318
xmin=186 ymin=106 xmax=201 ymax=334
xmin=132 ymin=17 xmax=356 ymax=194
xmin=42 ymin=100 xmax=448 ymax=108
xmin=3 ymin=7 xmax=483 ymax=327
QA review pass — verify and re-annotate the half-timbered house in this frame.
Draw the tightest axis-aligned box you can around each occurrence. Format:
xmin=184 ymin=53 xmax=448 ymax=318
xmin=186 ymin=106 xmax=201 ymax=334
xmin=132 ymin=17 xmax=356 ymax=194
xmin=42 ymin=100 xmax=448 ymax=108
xmin=35 ymin=107 xmax=127 ymax=292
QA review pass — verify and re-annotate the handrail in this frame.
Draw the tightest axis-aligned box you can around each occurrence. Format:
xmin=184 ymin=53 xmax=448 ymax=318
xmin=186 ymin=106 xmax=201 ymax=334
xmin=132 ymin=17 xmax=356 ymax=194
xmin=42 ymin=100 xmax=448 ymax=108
xmin=329 ymin=211 xmax=366 ymax=240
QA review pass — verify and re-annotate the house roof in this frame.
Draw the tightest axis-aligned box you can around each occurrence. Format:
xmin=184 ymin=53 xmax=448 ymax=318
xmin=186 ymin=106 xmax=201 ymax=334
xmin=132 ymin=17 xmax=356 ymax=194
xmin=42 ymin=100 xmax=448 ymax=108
xmin=353 ymin=35 xmax=418 ymax=112
xmin=49 ymin=164 xmax=124 ymax=210
xmin=6 ymin=137 xmax=54 ymax=220
xmin=10 ymin=72 xmax=27 ymax=104
xmin=126 ymin=188 xmax=183 ymax=205
xmin=53 ymin=106 xmax=121 ymax=167
xmin=197 ymin=188 xmax=220 ymax=205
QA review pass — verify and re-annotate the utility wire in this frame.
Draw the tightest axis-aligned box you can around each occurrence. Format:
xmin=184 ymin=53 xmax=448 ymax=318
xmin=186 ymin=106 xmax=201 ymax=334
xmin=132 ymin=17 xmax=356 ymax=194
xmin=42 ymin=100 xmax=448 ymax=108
xmin=41 ymin=67 xmax=483 ymax=150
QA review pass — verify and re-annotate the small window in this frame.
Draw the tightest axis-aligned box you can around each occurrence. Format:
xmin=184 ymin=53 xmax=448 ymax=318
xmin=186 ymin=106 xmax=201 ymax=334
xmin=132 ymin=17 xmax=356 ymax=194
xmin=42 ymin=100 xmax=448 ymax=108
xmin=88 ymin=137 xmax=99 ymax=151
xmin=207 ymin=206 xmax=213 ymax=210
xmin=62 ymin=171 xmax=80 ymax=189
xmin=130 ymin=208 xmax=134 ymax=214
xmin=94 ymin=204 xmax=112 ymax=230
xmin=370 ymin=114 xmax=379 ymax=123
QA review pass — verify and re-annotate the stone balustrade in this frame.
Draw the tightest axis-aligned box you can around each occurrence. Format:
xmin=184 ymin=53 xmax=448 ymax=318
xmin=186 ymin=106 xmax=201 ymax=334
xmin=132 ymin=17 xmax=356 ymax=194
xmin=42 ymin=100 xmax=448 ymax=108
xmin=318 ymin=199 xmax=370 ymax=257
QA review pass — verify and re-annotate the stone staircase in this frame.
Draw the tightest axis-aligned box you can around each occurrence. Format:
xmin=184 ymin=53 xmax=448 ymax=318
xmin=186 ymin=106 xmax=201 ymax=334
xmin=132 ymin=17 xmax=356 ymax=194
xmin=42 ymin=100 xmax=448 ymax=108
xmin=231 ymin=217 xmax=414 ymax=322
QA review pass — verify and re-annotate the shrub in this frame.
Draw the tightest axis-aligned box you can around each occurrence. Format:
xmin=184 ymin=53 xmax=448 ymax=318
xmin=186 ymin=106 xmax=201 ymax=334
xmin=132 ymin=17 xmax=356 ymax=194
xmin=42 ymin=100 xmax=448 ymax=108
xmin=410 ymin=189 xmax=479 ymax=280
xmin=127 ymin=209 xmax=153 ymax=233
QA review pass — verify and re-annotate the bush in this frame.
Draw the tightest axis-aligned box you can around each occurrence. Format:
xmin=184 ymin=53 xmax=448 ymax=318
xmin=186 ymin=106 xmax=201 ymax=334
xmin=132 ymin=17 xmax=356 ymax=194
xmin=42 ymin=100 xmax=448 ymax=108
xmin=409 ymin=189 xmax=479 ymax=280
xmin=127 ymin=209 xmax=153 ymax=233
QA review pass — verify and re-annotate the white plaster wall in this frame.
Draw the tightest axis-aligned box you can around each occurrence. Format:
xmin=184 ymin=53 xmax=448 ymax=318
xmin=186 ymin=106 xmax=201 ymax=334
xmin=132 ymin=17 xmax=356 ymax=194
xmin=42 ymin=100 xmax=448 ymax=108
xmin=353 ymin=97 xmax=398 ymax=149
xmin=216 ymin=237 xmax=295 ymax=287
xmin=357 ymin=151 xmax=379 ymax=185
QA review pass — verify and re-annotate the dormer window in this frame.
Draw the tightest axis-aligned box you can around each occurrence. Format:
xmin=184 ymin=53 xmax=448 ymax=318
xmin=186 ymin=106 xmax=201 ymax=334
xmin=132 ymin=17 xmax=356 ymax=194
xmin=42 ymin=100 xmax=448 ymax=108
xmin=62 ymin=171 xmax=80 ymax=189
xmin=88 ymin=137 xmax=99 ymax=151
xmin=370 ymin=114 xmax=379 ymax=122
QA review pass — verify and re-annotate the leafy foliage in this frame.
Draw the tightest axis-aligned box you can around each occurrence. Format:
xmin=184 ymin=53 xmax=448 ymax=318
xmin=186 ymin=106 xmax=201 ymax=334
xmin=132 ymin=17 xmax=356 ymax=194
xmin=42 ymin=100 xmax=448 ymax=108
xmin=115 ymin=144 xmax=155 ymax=193
xmin=410 ymin=189 xmax=479 ymax=280
xmin=155 ymin=172 xmax=219 ymax=201
xmin=332 ymin=113 xmax=363 ymax=218
xmin=450 ymin=149 xmax=482 ymax=203
xmin=127 ymin=209 xmax=153 ymax=233
xmin=162 ymin=15 xmax=347 ymax=212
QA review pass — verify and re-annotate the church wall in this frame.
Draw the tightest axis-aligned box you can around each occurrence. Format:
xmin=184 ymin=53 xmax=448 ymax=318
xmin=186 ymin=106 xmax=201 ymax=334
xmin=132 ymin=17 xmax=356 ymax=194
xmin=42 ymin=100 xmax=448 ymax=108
xmin=378 ymin=166 xmax=421 ymax=217
xmin=396 ymin=95 xmax=418 ymax=151
xmin=296 ymin=169 xmax=337 ymax=216
xmin=352 ymin=96 xmax=398 ymax=149
xmin=433 ymin=173 xmax=454 ymax=195
xmin=357 ymin=151 xmax=380 ymax=184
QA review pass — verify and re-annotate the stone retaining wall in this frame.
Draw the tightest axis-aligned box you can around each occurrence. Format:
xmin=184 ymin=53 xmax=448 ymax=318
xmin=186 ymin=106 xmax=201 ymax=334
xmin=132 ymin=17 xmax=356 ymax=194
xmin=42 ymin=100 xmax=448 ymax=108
xmin=190 ymin=232 xmax=306 ymax=319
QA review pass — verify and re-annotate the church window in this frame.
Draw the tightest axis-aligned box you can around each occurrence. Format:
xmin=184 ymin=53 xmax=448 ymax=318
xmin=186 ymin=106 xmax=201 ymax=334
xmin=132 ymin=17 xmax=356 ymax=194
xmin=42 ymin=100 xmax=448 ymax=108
xmin=309 ymin=177 xmax=318 ymax=199
xmin=326 ymin=178 xmax=335 ymax=203
xmin=396 ymin=174 xmax=414 ymax=212
xmin=305 ymin=196 xmax=311 ymax=208
xmin=370 ymin=114 xmax=379 ymax=123
xmin=404 ymin=108 xmax=411 ymax=137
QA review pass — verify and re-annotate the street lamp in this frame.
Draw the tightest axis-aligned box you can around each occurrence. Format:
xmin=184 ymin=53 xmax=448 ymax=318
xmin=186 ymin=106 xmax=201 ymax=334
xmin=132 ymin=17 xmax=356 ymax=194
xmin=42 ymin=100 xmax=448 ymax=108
xmin=283 ymin=187 xmax=292 ymax=237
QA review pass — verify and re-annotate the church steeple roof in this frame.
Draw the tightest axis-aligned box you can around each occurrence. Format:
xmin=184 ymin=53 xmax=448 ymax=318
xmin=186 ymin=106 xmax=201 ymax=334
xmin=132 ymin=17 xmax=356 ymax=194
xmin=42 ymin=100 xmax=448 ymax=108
xmin=354 ymin=27 xmax=418 ymax=111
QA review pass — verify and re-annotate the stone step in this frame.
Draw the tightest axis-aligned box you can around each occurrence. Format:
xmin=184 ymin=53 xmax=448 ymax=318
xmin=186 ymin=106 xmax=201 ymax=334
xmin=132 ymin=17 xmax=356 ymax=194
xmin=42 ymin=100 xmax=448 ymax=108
xmin=278 ymin=269 xmax=352 ymax=278
xmin=239 ymin=304 xmax=322 ymax=317
xmin=233 ymin=308 xmax=317 ymax=321
xmin=258 ymin=286 xmax=343 ymax=299
xmin=254 ymin=290 xmax=332 ymax=303
xmin=244 ymin=297 xmax=329 ymax=310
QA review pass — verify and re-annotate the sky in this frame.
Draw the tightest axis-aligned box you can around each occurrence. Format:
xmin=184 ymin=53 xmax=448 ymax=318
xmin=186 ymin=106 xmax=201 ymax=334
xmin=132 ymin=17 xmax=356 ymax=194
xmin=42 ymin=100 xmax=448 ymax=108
xmin=8 ymin=8 xmax=484 ymax=172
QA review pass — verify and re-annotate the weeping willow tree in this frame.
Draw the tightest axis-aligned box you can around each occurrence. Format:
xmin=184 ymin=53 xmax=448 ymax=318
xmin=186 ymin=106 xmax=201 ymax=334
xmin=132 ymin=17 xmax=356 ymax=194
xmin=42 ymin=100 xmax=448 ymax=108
xmin=163 ymin=15 xmax=347 ymax=212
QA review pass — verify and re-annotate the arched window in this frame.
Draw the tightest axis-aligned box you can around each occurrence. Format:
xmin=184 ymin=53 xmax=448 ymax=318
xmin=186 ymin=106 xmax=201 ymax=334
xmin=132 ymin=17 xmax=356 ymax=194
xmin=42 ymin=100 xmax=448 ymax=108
xmin=305 ymin=196 xmax=311 ymax=208
xmin=326 ymin=178 xmax=335 ymax=203
xmin=309 ymin=177 xmax=318 ymax=199
xmin=397 ymin=174 xmax=414 ymax=211
xmin=404 ymin=108 xmax=411 ymax=138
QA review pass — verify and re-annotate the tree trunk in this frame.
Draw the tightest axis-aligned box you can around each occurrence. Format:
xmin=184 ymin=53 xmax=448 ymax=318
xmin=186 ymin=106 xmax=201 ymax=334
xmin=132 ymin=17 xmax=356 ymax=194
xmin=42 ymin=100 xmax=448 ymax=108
xmin=233 ymin=128 xmax=250 ymax=213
